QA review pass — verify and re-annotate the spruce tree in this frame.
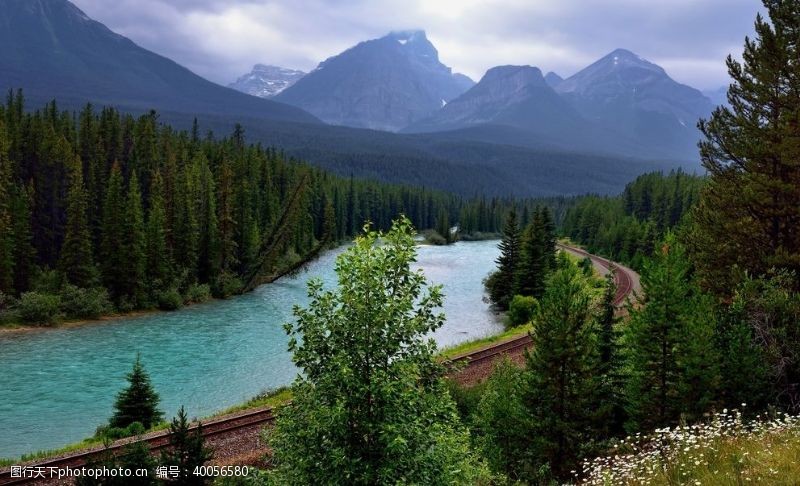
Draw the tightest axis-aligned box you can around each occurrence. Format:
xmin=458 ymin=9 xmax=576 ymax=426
xmin=145 ymin=170 xmax=171 ymax=290
xmin=516 ymin=208 xmax=548 ymax=299
xmin=58 ymin=155 xmax=98 ymax=288
xmin=594 ymin=272 xmax=626 ymax=437
xmin=110 ymin=354 xmax=162 ymax=429
xmin=689 ymin=1 xmax=800 ymax=294
xmin=100 ymin=164 xmax=127 ymax=301
xmin=124 ymin=173 xmax=147 ymax=306
xmin=160 ymin=406 xmax=212 ymax=485
xmin=521 ymin=263 xmax=598 ymax=480
xmin=10 ymin=183 xmax=35 ymax=293
xmin=623 ymin=236 xmax=719 ymax=431
xmin=0 ymin=119 xmax=13 ymax=294
xmin=488 ymin=209 xmax=521 ymax=309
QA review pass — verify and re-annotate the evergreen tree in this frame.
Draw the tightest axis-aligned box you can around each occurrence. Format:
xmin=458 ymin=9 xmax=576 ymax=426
xmin=196 ymin=154 xmax=219 ymax=283
xmin=123 ymin=173 xmax=147 ymax=306
xmin=0 ymin=120 xmax=13 ymax=294
xmin=689 ymin=1 xmax=800 ymax=294
xmin=623 ymin=236 xmax=719 ymax=431
xmin=435 ymin=207 xmax=451 ymax=244
xmin=100 ymin=164 xmax=127 ymax=301
xmin=58 ymin=155 xmax=98 ymax=288
xmin=10 ymin=183 xmax=35 ymax=293
xmin=145 ymin=170 xmax=171 ymax=290
xmin=110 ymin=354 xmax=162 ymax=429
xmin=521 ymin=263 xmax=598 ymax=480
xmin=160 ymin=406 xmax=212 ymax=485
xmin=488 ymin=209 xmax=521 ymax=309
xmin=514 ymin=211 xmax=549 ymax=298
xmin=269 ymin=217 xmax=487 ymax=484
xmin=594 ymin=272 xmax=626 ymax=437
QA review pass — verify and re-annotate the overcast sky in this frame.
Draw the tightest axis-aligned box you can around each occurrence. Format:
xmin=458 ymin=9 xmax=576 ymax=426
xmin=70 ymin=0 xmax=761 ymax=91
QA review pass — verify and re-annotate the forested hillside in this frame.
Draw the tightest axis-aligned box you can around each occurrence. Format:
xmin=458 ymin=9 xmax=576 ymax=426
xmin=0 ymin=93 xmax=561 ymax=324
xmin=561 ymin=170 xmax=703 ymax=268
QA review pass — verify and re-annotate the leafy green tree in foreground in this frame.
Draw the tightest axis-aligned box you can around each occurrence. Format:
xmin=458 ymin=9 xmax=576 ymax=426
xmin=110 ymin=354 xmax=163 ymax=429
xmin=269 ymin=216 xmax=488 ymax=485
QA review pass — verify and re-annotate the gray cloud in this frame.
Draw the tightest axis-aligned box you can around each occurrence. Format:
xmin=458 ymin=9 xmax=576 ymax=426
xmin=71 ymin=0 xmax=761 ymax=90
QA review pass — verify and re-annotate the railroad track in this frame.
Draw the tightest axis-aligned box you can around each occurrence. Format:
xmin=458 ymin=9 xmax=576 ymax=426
xmin=0 ymin=408 xmax=276 ymax=485
xmin=556 ymin=243 xmax=635 ymax=306
xmin=0 ymin=245 xmax=638 ymax=485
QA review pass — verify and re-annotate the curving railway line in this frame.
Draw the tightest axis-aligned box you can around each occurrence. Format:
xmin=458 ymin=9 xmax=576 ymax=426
xmin=0 ymin=244 xmax=639 ymax=485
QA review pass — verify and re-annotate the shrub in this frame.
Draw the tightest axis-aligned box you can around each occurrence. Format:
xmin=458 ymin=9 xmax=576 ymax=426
xmin=59 ymin=285 xmax=112 ymax=320
xmin=214 ymin=271 xmax=243 ymax=299
xmin=423 ymin=229 xmax=447 ymax=245
xmin=31 ymin=269 xmax=62 ymax=294
xmin=183 ymin=283 xmax=212 ymax=304
xmin=157 ymin=287 xmax=183 ymax=311
xmin=507 ymin=294 xmax=538 ymax=327
xmin=97 ymin=421 xmax=147 ymax=441
xmin=17 ymin=292 xmax=61 ymax=325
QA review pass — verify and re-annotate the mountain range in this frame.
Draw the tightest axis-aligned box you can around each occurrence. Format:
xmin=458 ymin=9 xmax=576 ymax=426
xmin=0 ymin=0 xmax=318 ymax=124
xmin=0 ymin=0 xmax=710 ymax=197
xmin=239 ymin=40 xmax=713 ymax=160
xmin=274 ymin=30 xmax=475 ymax=131
xmin=228 ymin=64 xmax=306 ymax=98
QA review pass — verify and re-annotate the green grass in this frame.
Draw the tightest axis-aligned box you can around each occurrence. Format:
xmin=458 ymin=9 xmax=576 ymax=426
xmin=582 ymin=411 xmax=800 ymax=485
xmin=210 ymin=387 xmax=293 ymax=417
xmin=438 ymin=324 xmax=531 ymax=360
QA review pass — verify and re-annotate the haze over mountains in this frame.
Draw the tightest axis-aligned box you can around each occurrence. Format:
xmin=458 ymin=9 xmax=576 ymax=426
xmin=228 ymin=65 xmax=306 ymax=98
xmin=237 ymin=37 xmax=714 ymax=161
xmin=274 ymin=30 xmax=475 ymax=131
xmin=0 ymin=0 xmax=319 ymax=125
xmin=0 ymin=0 xmax=715 ymax=197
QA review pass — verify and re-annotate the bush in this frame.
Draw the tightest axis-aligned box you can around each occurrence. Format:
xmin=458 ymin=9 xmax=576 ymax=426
xmin=422 ymin=229 xmax=447 ymax=245
xmin=97 ymin=421 xmax=147 ymax=441
xmin=157 ymin=287 xmax=183 ymax=311
xmin=507 ymin=295 xmax=538 ymax=327
xmin=59 ymin=285 xmax=112 ymax=320
xmin=214 ymin=271 xmax=243 ymax=299
xmin=183 ymin=283 xmax=211 ymax=304
xmin=31 ymin=269 xmax=62 ymax=294
xmin=17 ymin=292 xmax=61 ymax=325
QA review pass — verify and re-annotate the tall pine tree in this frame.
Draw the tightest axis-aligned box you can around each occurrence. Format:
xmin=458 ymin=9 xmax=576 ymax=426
xmin=521 ymin=263 xmax=598 ymax=480
xmin=58 ymin=155 xmax=97 ymax=288
xmin=690 ymin=1 xmax=800 ymax=294
xmin=488 ymin=209 xmax=521 ymax=309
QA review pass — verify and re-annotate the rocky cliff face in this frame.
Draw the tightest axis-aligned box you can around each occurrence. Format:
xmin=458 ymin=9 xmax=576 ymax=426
xmin=275 ymin=30 xmax=474 ymax=131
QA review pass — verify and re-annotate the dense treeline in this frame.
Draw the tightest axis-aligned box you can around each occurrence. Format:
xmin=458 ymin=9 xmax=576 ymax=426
xmin=560 ymin=170 xmax=703 ymax=269
xmin=455 ymin=3 xmax=800 ymax=482
xmin=0 ymin=93 xmax=569 ymax=324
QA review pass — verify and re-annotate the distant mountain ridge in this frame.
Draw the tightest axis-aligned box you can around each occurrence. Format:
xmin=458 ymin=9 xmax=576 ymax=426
xmin=0 ymin=0 xmax=319 ymax=124
xmin=555 ymin=48 xmax=713 ymax=158
xmin=275 ymin=30 xmax=474 ymax=131
xmin=228 ymin=64 xmax=306 ymax=98
xmin=0 ymin=0 xmax=702 ymax=199
xmin=406 ymin=65 xmax=584 ymax=135
xmin=405 ymin=49 xmax=713 ymax=160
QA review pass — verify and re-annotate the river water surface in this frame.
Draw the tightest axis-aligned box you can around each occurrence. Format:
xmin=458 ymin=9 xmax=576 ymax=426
xmin=0 ymin=240 xmax=501 ymax=458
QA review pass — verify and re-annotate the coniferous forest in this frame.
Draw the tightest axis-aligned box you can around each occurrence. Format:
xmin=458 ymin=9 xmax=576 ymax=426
xmin=0 ymin=93 xmax=565 ymax=325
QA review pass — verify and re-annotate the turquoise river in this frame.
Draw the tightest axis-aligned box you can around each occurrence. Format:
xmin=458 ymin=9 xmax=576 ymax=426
xmin=0 ymin=240 xmax=502 ymax=458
